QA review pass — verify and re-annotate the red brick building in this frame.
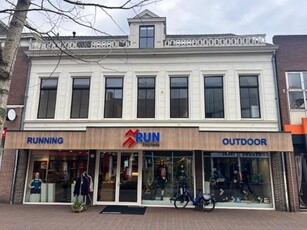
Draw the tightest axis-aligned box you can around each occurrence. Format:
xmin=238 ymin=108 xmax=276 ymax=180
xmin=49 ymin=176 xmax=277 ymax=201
xmin=0 ymin=22 xmax=30 ymax=203
xmin=273 ymin=35 xmax=307 ymax=211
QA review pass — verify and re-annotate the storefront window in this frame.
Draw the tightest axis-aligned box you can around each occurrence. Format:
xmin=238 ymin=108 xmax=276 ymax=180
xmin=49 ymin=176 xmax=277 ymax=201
xmin=204 ymin=152 xmax=273 ymax=208
xmin=25 ymin=151 xmax=88 ymax=203
xmin=142 ymin=151 xmax=193 ymax=205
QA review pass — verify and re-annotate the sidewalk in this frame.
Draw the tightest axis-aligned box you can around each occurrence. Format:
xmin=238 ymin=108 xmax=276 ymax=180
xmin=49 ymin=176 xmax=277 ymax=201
xmin=0 ymin=204 xmax=306 ymax=230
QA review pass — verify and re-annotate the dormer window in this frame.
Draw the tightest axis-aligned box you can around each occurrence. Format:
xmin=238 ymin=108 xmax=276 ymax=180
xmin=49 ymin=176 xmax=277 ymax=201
xmin=139 ymin=25 xmax=154 ymax=48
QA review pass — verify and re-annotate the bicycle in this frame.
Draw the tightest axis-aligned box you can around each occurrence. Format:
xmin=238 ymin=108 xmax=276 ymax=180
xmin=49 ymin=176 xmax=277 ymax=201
xmin=171 ymin=183 xmax=215 ymax=212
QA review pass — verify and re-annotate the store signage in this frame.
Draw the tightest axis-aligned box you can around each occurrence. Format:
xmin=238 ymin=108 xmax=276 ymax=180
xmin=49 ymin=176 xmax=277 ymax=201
xmin=26 ymin=137 xmax=64 ymax=144
xmin=2 ymin=128 xmax=7 ymax=137
xmin=211 ymin=152 xmax=269 ymax=158
xmin=222 ymin=138 xmax=267 ymax=146
xmin=123 ymin=129 xmax=160 ymax=148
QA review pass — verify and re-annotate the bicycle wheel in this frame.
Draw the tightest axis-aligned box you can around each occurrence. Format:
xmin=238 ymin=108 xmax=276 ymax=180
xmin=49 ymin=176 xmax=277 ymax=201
xmin=202 ymin=198 xmax=215 ymax=212
xmin=174 ymin=195 xmax=189 ymax=209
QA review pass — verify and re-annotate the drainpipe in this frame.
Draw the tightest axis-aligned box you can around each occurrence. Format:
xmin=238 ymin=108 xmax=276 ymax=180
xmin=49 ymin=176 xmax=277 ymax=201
xmin=10 ymin=53 xmax=32 ymax=204
xmin=272 ymin=51 xmax=289 ymax=212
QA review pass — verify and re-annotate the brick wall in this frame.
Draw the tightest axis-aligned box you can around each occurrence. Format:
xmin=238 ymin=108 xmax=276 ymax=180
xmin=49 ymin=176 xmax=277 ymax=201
xmin=0 ymin=150 xmax=15 ymax=202
xmin=0 ymin=47 xmax=29 ymax=203
xmin=273 ymin=35 xmax=307 ymax=212
xmin=0 ymin=107 xmax=23 ymax=203
xmin=13 ymin=150 xmax=29 ymax=204
xmin=8 ymin=47 xmax=29 ymax=105
xmin=271 ymin=152 xmax=287 ymax=211
xmin=285 ymin=152 xmax=300 ymax=212
xmin=273 ymin=35 xmax=307 ymax=125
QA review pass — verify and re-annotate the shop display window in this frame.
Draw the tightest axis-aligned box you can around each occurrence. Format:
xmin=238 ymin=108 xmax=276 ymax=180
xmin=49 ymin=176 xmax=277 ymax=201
xmin=25 ymin=151 xmax=88 ymax=203
xmin=142 ymin=151 xmax=193 ymax=204
xmin=204 ymin=152 xmax=273 ymax=208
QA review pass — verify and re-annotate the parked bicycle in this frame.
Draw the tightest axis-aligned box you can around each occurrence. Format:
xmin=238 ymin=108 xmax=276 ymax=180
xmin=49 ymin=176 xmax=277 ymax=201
xmin=171 ymin=183 xmax=215 ymax=212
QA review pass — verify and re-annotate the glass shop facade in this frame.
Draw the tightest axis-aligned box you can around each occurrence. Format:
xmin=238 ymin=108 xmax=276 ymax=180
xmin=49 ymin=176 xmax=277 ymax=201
xmin=5 ymin=127 xmax=293 ymax=210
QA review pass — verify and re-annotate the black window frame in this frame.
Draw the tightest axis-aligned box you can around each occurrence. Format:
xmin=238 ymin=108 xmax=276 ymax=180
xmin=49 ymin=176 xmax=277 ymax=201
xmin=104 ymin=77 xmax=123 ymax=118
xmin=204 ymin=76 xmax=224 ymax=118
xmin=137 ymin=76 xmax=155 ymax=118
xmin=139 ymin=25 xmax=155 ymax=49
xmin=170 ymin=76 xmax=189 ymax=118
xmin=70 ymin=78 xmax=90 ymax=119
xmin=239 ymin=75 xmax=261 ymax=118
xmin=37 ymin=78 xmax=58 ymax=119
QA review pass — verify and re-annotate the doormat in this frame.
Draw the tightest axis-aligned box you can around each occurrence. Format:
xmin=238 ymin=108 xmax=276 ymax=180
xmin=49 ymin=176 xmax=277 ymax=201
xmin=100 ymin=205 xmax=146 ymax=215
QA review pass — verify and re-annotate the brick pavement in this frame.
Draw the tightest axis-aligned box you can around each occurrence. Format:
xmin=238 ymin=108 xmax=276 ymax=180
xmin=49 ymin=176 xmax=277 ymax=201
xmin=0 ymin=204 xmax=306 ymax=230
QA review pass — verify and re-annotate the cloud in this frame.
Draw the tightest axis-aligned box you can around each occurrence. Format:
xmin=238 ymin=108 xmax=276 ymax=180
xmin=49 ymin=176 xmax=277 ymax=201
xmin=1 ymin=0 xmax=307 ymax=43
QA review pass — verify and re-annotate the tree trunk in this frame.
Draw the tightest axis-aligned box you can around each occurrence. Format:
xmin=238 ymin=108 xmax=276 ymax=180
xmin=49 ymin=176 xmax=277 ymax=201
xmin=0 ymin=0 xmax=31 ymax=139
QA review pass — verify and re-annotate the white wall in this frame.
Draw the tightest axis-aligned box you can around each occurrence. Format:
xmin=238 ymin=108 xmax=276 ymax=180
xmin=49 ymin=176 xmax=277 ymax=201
xmin=24 ymin=52 xmax=278 ymax=132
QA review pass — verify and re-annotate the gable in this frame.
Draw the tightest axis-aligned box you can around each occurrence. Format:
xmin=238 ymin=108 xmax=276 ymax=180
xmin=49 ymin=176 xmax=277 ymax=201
xmin=133 ymin=9 xmax=160 ymax=19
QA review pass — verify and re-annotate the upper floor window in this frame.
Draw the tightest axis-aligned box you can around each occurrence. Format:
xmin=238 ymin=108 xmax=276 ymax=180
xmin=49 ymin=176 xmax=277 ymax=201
xmin=137 ymin=77 xmax=155 ymax=118
xmin=287 ymin=72 xmax=307 ymax=109
xmin=104 ymin=77 xmax=123 ymax=118
xmin=170 ymin=77 xmax=188 ymax=118
xmin=204 ymin=76 xmax=224 ymax=118
xmin=70 ymin=78 xmax=90 ymax=118
xmin=37 ymin=78 xmax=58 ymax=119
xmin=239 ymin=75 xmax=260 ymax=118
xmin=139 ymin=25 xmax=154 ymax=48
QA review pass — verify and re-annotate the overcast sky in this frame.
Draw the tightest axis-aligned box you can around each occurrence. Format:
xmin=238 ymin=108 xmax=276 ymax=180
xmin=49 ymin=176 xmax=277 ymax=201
xmin=1 ymin=0 xmax=307 ymax=43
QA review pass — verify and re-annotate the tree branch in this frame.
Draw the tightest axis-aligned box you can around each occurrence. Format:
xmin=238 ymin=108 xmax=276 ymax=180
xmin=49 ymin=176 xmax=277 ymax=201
xmin=62 ymin=0 xmax=153 ymax=10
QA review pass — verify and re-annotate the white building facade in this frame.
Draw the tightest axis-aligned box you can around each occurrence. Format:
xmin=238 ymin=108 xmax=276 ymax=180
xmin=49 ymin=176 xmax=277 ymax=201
xmin=6 ymin=10 xmax=293 ymax=210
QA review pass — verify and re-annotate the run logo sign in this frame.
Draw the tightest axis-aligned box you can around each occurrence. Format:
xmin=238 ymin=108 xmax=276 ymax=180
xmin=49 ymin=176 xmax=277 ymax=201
xmin=123 ymin=129 xmax=160 ymax=148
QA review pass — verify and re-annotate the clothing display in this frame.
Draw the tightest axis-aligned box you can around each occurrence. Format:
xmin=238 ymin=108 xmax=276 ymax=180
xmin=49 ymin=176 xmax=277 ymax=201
xmin=30 ymin=178 xmax=42 ymax=194
xmin=157 ymin=163 xmax=168 ymax=189
xmin=73 ymin=173 xmax=91 ymax=196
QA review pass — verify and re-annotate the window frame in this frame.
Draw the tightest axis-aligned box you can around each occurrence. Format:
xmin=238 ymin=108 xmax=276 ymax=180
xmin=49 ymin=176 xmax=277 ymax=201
xmin=204 ymin=76 xmax=224 ymax=118
xmin=286 ymin=72 xmax=307 ymax=110
xmin=104 ymin=77 xmax=123 ymax=118
xmin=137 ymin=76 xmax=156 ymax=118
xmin=170 ymin=76 xmax=189 ymax=118
xmin=37 ymin=78 xmax=58 ymax=119
xmin=139 ymin=25 xmax=155 ymax=49
xmin=70 ymin=77 xmax=90 ymax=119
xmin=239 ymin=75 xmax=261 ymax=119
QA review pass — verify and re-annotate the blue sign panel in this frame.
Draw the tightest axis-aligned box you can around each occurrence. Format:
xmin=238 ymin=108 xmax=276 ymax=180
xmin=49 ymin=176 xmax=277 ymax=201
xmin=222 ymin=138 xmax=267 ymax=146
xmin=27 ymin=137 xmax=64 ymax=144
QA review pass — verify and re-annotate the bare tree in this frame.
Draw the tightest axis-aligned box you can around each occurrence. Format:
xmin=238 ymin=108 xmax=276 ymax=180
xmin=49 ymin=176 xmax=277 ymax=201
xmin=0 ymin=0 xmax=158 ymax=138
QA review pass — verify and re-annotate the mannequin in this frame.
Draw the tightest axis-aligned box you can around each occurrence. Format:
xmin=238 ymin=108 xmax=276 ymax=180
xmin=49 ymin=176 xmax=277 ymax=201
xmin=176 ymin=164 xmax=187 ymax=195
xmin=157 ymin=160 xmax=168 ymax=200
xmin=29 ymin=172 xmax=43 ymax=194
xmin=73 ymin=172 xmax=90 ymax=202
xmin=177 ymin=164 xmax=187 ymax=182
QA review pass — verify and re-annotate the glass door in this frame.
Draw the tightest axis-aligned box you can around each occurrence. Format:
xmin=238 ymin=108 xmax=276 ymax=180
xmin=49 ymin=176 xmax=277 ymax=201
xmin=97 ymin=152 xmax=117 ymax=202
xmin=119 ymin=152 xmax=139 ymax=202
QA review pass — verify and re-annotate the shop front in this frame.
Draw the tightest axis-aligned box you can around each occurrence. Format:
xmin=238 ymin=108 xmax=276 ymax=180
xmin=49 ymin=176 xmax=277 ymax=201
xmin=5 ymin=128 xmax=293 ymax=210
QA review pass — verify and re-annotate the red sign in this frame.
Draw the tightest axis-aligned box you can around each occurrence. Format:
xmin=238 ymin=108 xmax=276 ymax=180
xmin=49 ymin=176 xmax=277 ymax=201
xmin=2 ymin=127 xmax=7 ymax=137
xmin=122 ymin=129 xmax=139 ymax=148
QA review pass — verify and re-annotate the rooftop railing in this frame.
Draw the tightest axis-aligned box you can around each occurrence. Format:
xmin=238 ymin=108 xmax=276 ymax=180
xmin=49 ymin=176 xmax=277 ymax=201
xmin=30 ymin=39 xmax=131 ymax=50
xmin=29 ymin=34 xmax=266 ymax=50
xmin=164 ymin=34 xmax=266 ymax=47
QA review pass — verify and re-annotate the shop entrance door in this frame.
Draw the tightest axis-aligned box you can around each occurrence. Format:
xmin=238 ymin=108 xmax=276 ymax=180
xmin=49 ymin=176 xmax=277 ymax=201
xmin=118 ymin=152 xmax=139 ymax=202
xmin=96 ymin=151 xmax=139 ymax=204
